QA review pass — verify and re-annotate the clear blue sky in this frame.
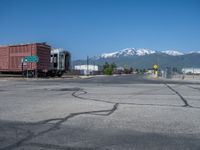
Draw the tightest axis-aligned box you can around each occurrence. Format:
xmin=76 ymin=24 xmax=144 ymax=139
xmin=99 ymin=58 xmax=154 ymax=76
xmin=0 ymin=0 xmax=200 ymax=59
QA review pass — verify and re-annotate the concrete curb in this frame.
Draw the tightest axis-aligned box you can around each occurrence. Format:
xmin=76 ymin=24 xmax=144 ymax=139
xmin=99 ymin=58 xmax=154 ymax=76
xmin=78 ymin=76 xmax=95 ymax=79
xmin=145 ymin=75 xmax=200 ymax=84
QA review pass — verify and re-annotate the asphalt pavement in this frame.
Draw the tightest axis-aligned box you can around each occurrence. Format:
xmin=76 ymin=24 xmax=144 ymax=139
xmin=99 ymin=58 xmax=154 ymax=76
xmin=0 ymin=75 xmax=200 ymax=150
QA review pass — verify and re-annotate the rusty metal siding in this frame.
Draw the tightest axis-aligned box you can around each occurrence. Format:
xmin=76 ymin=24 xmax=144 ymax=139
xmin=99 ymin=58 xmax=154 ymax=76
xmin=0 ymin=46 xmax=9 ymax=70
xmin=0 ymin=43 xmax=51 ymax=72
xmin=9 ymin=44 xmax=36 ymax=71
xmin=36 ymin=44 xmax=51 ymax=71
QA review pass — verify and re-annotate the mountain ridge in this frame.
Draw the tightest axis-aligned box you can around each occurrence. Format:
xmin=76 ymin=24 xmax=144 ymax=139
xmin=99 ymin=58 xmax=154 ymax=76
xmin=93 ymin=48 xmax=200 ymax=59
xmin=73 ymin=48 xmax=200 ymax=70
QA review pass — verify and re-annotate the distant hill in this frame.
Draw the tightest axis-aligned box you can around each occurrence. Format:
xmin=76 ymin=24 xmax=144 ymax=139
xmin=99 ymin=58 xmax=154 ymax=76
xmin=73 ymin=48 xmax=200 ymax=70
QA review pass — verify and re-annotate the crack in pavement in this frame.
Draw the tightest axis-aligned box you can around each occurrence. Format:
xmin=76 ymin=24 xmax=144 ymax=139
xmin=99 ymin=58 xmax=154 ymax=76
xmin=2 ymin=84 xmax=199 ymax=150
xmin=72 ymin=89 xmax=115 ymax=104
xmin=0 ymin=103 xmax=118 ymax=150
xmin=165 ymin=84 xmax=191 ymax=107
xmin=23 ymin=142 xmax=98 ymax=150
xmin=186 ymin=85 xmax=200 ymax=91
xmin=72 ymin=88 xmax=200 ymax=109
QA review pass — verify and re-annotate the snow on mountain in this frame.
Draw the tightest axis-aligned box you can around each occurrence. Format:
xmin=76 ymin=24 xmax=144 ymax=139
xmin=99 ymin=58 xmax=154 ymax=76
xmin=99 ymin=48 xmax=135 ymax=58
xmin=135 ymin=48 xmax=155 ymax=56
xmin=100 ymin=52 xmax=118 ymax=58
xmin=161 ymin=50 xmax=184 ymax=56
xmin=95 ymin=48 xmax=156 ymax=59
xmin=188 ymin=51 xmax=200 ymax=54
xmin=93 ymin=48 xmax=199 ymax=60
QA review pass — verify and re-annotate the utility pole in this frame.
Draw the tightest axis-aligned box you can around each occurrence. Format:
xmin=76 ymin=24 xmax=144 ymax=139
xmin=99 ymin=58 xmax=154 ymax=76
xmin=87 ymin=56 xmax=89 ymax=76
xmin=193 ymin=67 xmax=194 ymax=79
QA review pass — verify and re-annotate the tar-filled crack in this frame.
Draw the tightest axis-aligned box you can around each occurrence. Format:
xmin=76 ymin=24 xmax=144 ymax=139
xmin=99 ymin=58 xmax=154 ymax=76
xmin=165 ymin=84 xmax=191 ymax=107
xmin=23 ymin=142 xmax=97 ymax=150
xmin=186 ymin=85 xmax=200 ymax=91
xmin=72 ymin=88 xmax=200 ymax=109
xmin=0 ymin=92 xmax=118 ymax=150
xmin=72 ymin=89 xmax=114 ymax=104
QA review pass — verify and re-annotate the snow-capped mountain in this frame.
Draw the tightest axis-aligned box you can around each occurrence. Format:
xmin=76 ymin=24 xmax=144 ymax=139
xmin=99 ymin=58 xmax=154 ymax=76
xmin=161 ymin=50 xmax=184 ymax=56
xmin=99 ymin=48 xmax=137 ymax=58
xmin=188 ymin=51 xmax=200 ymax=54
xmin=134 ymin=48 xmax=155 ymax=56
xmin=74 ymin=48 xmax=200 ymax=69
xmin=94 ymin=48 xmax=184 ymax=59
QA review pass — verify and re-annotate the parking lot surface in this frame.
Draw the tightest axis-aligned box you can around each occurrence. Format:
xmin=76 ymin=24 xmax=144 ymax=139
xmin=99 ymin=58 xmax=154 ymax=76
xmin=0 ymin=75 xmax=200 ymax=150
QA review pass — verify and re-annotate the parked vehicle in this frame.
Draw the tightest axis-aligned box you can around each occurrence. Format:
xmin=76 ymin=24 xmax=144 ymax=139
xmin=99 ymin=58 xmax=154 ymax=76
xmin=49 ymin=48 xmax=71 ymax=77
xmin=0 ymin=43 xmax=70 ymax=77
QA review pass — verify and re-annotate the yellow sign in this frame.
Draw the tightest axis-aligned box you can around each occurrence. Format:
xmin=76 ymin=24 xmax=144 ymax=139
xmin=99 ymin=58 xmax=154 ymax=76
xmin=153 ymin=64 xmax=158 ymax=69
xmin=153 ymin=64 xmax=158 ymax=79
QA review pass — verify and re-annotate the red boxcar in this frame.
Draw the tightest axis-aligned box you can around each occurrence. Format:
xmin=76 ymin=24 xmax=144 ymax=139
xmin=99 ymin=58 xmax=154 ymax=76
xmin=0 ymin=43 xmax=51 ymax=73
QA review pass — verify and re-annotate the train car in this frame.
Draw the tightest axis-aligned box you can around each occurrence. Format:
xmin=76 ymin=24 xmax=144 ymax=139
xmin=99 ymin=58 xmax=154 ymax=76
xmin=49 ymin=48 xmax=71 ymax=77
xmin=0 ymin=43 xmax=71 ymax=77
xmin=0 ymin=43 xmax=51 ymax=76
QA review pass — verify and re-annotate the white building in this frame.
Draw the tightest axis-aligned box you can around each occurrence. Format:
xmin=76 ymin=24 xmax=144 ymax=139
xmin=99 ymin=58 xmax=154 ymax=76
xmin=74 ymin=65 xmax=99 ymax=75
xmin=182 ymin=68 xmax=200 ymax=74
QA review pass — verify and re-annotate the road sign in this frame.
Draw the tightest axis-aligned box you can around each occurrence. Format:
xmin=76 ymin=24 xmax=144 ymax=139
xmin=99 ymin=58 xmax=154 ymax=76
xmin=153 ymin=64 xmax=158 ymax=69
xmin=22 ymin=56 xmax=39 ymax=63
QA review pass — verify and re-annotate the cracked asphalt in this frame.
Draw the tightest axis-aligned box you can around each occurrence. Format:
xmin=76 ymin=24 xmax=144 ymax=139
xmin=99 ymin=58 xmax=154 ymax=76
xmin=0 ymin=75 xmax=200 ymax=150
